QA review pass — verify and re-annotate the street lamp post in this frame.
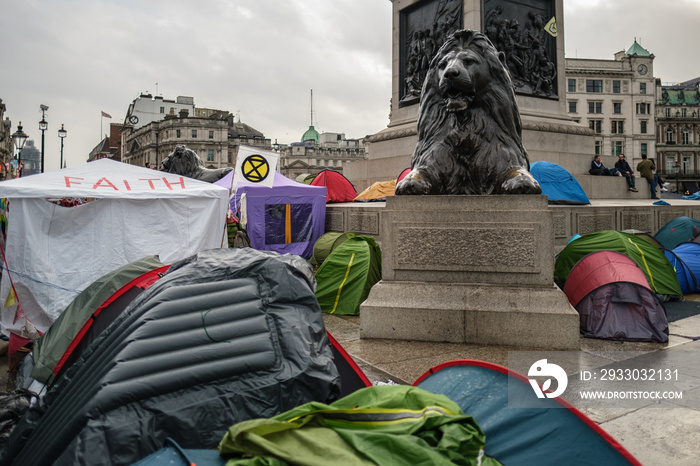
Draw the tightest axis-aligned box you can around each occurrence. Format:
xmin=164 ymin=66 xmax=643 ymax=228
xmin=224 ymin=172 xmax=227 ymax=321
xmin=11 ymin=122 xmax=28 ymax=178
xmin=58 ymin=124 xmax=67 ymax=169
xmin=39 ymin=104 xmax=49 ymax=173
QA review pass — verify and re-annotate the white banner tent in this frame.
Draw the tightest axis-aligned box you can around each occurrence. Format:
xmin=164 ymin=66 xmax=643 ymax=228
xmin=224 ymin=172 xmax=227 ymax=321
xmin=0 ymin=159 xmax=229 ymax=339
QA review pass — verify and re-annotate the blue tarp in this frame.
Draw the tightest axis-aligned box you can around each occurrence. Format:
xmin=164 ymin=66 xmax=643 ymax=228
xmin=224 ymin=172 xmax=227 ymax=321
xmin=530 ymin=161 xmax=590 ymax=205
xmin=664 ymin=242 xmax=700 ymax=293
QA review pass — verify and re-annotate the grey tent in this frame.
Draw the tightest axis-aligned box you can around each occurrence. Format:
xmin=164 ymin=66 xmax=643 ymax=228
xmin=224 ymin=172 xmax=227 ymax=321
xmin=1 ymin=248 xmax=340 ymax=466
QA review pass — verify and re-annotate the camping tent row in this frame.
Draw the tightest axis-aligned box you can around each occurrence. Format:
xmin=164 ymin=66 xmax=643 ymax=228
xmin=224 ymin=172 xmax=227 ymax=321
xmin=0 ymin=159 xmax=229 ymax=343
xmin=137 ymin=360 xmax=643 ymax=465
xmin=2 ymin=248 xmax=345 ymax=466
xmin=555 ymin=230 xmax=682 ymax=297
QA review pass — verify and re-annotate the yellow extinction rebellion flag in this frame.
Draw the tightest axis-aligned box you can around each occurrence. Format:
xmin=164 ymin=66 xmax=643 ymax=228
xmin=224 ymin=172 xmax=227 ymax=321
xmin=233 ymin=145 xmax=279 ymax=189
xmin=544 ymin=16 xmax=557 ymax=37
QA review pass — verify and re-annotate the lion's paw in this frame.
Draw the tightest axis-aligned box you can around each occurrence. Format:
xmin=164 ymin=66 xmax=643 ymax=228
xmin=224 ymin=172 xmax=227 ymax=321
xmin=395 ymin=170 xmax=432 ymax=195
xmin=500 ymin=168 xmax=542 ymax=195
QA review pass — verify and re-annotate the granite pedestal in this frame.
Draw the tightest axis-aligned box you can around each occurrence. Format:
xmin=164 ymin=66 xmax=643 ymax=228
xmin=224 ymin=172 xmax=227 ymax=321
xmin=360 ymin=195 xmax=580 ymax=349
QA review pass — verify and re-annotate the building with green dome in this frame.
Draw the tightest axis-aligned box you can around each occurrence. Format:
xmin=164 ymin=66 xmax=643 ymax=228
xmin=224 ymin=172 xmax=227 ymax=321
xmin=564 ymin=38 xmax=656 ymax=175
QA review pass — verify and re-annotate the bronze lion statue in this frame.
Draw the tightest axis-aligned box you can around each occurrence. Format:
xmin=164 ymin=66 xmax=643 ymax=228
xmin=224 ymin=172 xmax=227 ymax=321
xmin=395 ymin=29 xmax=541 ymax=195
xmin=161 ymin=145 xmax=232 ymax=183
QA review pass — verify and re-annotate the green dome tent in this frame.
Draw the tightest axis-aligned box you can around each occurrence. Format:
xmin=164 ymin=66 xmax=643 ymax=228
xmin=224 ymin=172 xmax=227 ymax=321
xmin=654 ymin=216 xmax=700 ymax=250
xmin=310 ymin=231 xmax=357 ymax=266
xmin=554 ymin=230 xmax=681 ymax=297
xmin=315 ymin=236 xmax=381 ymax=315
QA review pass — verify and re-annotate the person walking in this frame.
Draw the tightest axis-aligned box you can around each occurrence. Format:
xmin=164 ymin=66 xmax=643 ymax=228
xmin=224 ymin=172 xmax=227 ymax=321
xmin=615 ymin=154 xmax=637 ymax=192
xmin=637 ymin=154 xmax=658 ymax=199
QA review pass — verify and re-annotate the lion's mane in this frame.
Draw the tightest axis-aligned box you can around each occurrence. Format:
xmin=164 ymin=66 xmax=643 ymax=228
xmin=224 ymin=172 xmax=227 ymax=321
xmin=400 ymin=29 xmax=539 ymax=195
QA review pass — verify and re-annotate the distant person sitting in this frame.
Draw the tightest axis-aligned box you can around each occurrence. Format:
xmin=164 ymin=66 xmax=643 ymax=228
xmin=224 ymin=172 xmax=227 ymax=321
xmin=614 ymin=154 xmax=637 ymax=192
xmin=649 ymin=158 xmax=671 ymax=193
xmin=589 ymin=155 xmax=620 ymax=176
xmin=637 ymin=154 xmax=658 ymax=199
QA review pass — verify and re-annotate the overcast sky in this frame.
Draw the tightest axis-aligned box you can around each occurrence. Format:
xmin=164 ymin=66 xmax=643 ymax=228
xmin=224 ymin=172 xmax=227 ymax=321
xmin=1 ymin=0 xmax=699 ymax=171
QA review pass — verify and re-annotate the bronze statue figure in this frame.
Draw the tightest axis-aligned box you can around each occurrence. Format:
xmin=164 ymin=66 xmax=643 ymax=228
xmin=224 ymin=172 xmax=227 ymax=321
xmin=161 ymin=145 xmax=232 ymax=183
xmin=396 ymin=29 xmax=541 ymax=196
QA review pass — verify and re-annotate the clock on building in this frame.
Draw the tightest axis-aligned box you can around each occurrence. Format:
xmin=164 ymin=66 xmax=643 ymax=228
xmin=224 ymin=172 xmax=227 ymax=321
xmin=129 ymin=115 xmax=139 ymax=124
xmin=637 ymin=64 xmax=648 ymax=75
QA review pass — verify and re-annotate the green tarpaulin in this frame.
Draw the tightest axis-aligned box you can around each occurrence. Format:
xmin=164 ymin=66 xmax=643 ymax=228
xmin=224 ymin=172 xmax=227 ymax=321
xmin=555 ymin=231 xmax=681 ymax=296
xmin=315 ymin=236 xmax=381 ymax=315
xmin=219 ymin=385 xmax=502 ymax=466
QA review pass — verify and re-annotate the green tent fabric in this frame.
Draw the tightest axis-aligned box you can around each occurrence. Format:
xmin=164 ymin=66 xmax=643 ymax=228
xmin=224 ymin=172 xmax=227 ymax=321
xmin=654 ymin=216 xmax=700 ymax=250
xmin=555 ymin=231 xmax=681 ymax=296
xmin=218 ymin=385 xmax=502 ymax=466
xmin=310 ymin=231 xmax=357 ymax=266
xmin=315 ymin=236 xmax=381 ymax=315
xmin=31 ymin=255 xmax=165 ymax=385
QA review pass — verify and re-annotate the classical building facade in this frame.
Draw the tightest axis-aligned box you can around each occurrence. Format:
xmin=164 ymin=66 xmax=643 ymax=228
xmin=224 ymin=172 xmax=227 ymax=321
xmin=564 ymin=40 xmax=656 ymax=170
xmin=121 ymin=109 xmax=270 ymax=169
xmin=123 ymin=94 xmax=195 ymax=129
xmin=278 ymin=131 xmax=367 ymax=180
xmin=655 ymin=78 xmax=700 ymax=179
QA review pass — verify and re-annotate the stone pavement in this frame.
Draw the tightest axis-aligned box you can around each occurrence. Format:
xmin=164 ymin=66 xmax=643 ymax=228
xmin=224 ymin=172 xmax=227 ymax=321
xmin=323 ymin=311 xmax=700 ymax=466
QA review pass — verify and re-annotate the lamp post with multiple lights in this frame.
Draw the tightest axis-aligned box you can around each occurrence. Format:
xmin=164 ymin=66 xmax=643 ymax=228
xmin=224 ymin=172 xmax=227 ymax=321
xmin=39 ymin=104 xmax=49 ymax=173
xmin=58 ymin=124 xmax=67 ymax=169
xmin=11 ymin=123 xmax=28 ymax=178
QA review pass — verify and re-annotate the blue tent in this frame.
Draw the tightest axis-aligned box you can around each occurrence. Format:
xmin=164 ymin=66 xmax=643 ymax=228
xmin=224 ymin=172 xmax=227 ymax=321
xmin=414 ymin=360 xmax=641 ymax=466
xmin=531 ymin=161 xmax=590 ymax=205
xmin=664 ymin=242 xmax=700 ymax=293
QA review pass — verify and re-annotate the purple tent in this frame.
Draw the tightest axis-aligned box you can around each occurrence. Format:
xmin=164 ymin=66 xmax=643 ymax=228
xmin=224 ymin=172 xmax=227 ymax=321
xmin=225 ymin=172 xmax=327 ymax=258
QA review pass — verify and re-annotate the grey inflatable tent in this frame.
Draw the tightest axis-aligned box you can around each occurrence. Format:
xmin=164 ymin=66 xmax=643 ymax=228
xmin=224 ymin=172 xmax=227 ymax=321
xmin=1 ymin=248 xmax=340 ymax=466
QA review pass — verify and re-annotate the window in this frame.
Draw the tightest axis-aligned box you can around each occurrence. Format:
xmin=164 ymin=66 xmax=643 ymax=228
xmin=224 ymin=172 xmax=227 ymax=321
xmin=636 ymin=103 xmax=650 ymax=114
xmin=613 ymin=81 xmax=621 ymax=93
xmin=640 ymin=120 xmax=648 ymax=134
xmin=666 ymin=128 xmax=675 ymax=143
xmin=588 ymin=101 xmax=602 ymax=113
xmin=228 ymin=151 xmax=232 ymax=164
xmin=640 ymin=83 xmax=646 ymax=94
xmin=160 ymin=107 xmax=165 ymax=113
xmin=568 ymin=79 xmax=576 ymax=92
xmin=611 ymin=120 xmax=624 ymax=134
xmin=176 ymin=129 xmax=181 ymax=138
xmin=192 ymin=129 xmax=198 ymax=138
xmin=209 ymin=130 xmax=214 ymax=139
xmin=613 ymin=102 xmax=622 ymax=114
xmin=682 ymin=108 xmax=687 ymax=117
xmin=589 ymin=119 xmax=602 ymax=133
xmin=594 ymin=140 xmax=603 ymax=155
xmin=568 ymin=101 xmax=577 ymax=113
xmin=684 ymin=156 xmax=691 ymax=174
xmin=207 ymin=150 xmax=215 ymax=162
xmin=586 ymin=80 xmax=603 ymax=93
xmin=665 ymin=108 xmax=671 ymax=117
xmin=683 ymin=129 xmax=690 ymax=144
xmin=641 ymin=143 xmax=647 ymax=156
xmin=611 ymin=141 xmax=624 ymax=156
xmin=666 ymin=158 xmax=676 ymax=173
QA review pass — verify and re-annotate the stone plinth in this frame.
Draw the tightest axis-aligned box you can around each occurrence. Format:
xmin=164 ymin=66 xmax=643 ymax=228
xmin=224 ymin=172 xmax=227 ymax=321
xmin=360 ymin=195 xmax=580 ymax=349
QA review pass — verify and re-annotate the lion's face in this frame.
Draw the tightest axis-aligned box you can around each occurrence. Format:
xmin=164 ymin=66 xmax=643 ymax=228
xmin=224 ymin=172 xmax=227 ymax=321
xmin=436 ymin=48 xmax=489 ymax=113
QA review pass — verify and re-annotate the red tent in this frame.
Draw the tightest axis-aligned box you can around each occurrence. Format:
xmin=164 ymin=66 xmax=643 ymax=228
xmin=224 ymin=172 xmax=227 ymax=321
xmin=397 ymin=168 xmax=411 ymax=183
xmin=563 ymin=250 xmax=668 ymax=342
xmin=310 ymin=169 xmax=357 ymax=203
